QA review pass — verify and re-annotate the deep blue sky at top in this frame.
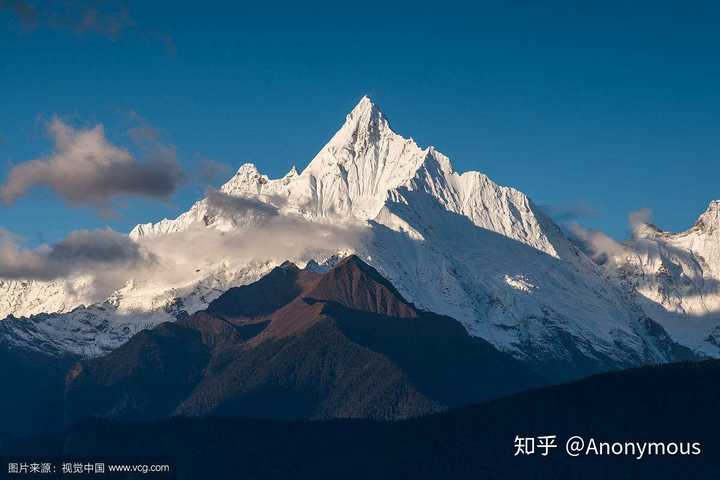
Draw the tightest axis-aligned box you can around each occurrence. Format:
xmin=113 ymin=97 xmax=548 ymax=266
xmin=1 ymin=0 xmax=719 ymax=244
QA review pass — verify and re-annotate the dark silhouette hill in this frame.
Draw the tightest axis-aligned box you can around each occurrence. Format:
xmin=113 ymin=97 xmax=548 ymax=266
xmin=7 ymin=359 xmax=720 ymax=479
xmin=0 ymin=345 xmax=72 ymax=439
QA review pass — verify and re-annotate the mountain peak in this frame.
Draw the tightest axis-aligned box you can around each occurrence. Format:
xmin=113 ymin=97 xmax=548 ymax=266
xmin=352 ymin=95 xmax=375 ymax=113
xmin=693 ymin=200 xmax=720 ymax=232
xmin=278 ymin=260 xmax=300 ymax=271
xmin=705 ymin=199 xmax=720 ymax=214
xmin=296 ymin=95 xmax=430 ymax=218
xmin=235 ymin=163 xmax=260 ymax=176
xmin=333 ymin=255 xmax=386 ymax=280
xmin=307 ymin=255 xmax=416 ymax=318
xmin=342 ymin=95 xmax=388 ymax=134
xmin=206 ymin=260 xmax=314 ymax=319
xmin=220 ymin=163 xmax=269 ymax=195
xmin=347 ymin=95 xmax=385 ymax=121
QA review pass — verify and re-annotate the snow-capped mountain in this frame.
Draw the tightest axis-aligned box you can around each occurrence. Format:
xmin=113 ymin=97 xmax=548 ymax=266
xmin=0 ymin=97 xmax=700 ymax=376
xmin=590 ymin=201 xmax=720 ymax=356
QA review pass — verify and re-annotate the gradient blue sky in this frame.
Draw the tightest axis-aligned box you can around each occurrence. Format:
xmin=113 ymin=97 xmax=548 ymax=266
xmin=1 ymin=0 xmax=719 ymax=245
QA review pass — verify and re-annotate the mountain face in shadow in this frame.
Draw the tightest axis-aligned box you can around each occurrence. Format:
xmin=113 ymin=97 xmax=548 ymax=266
xmin=0 ymin=346 xmax=73 ymax=439
xmin=8 ymin=359 xmax=720 ymax=480
xmin=64 ymin=256 xmax=542 ymax=424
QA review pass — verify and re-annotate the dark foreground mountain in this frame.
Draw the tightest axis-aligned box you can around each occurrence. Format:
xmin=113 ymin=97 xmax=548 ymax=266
xmin=0 ymin=345 xmax=73 ymax=439
xmin=64 ymin=256 xmax=542 ymax=425
xmin=5 ymin=359 xmax=720 ymax=479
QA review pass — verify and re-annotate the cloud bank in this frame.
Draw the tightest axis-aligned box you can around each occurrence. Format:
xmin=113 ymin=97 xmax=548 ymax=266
xmin=139 ymin=190 xmax=366 ymax=285
xmin=0 ymin=191 xmax=367 ymax=309
xmin=0 ymin=228 xmax=153 ymax=282
xmin=0 ymin=117 xmax=184 ymax=208
xmin=204 ymin=189 xmax=283 ymax=219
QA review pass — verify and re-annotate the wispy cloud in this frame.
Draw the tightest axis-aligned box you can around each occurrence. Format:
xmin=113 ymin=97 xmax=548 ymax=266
xmin=628 ymin=208 xmax=654 ymax=232
xmin=539 ymin=201 xmax=599 ymax=224
xmin=195 ymin=158 xmax=231 ymax=186
xmin=567 ymin=223 xmax=626 ymax=266
xmin=0 ymin=0 xmax=135 ymax=39
xmin=567 ymin=208 xmax=657 ymax=265
xmin=0 ymin=117 xmax=185 ymax=210
xmin=0 ymin=0 xmax=176 ymax=53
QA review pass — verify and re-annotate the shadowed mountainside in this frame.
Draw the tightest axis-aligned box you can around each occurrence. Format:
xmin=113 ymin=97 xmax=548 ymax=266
xmin=64 ymin=256 xmax=542 ymax=424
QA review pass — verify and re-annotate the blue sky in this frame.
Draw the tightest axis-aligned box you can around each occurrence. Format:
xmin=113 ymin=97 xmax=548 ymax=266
xmin=1 ymin=0 xmax=719 ymax=244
